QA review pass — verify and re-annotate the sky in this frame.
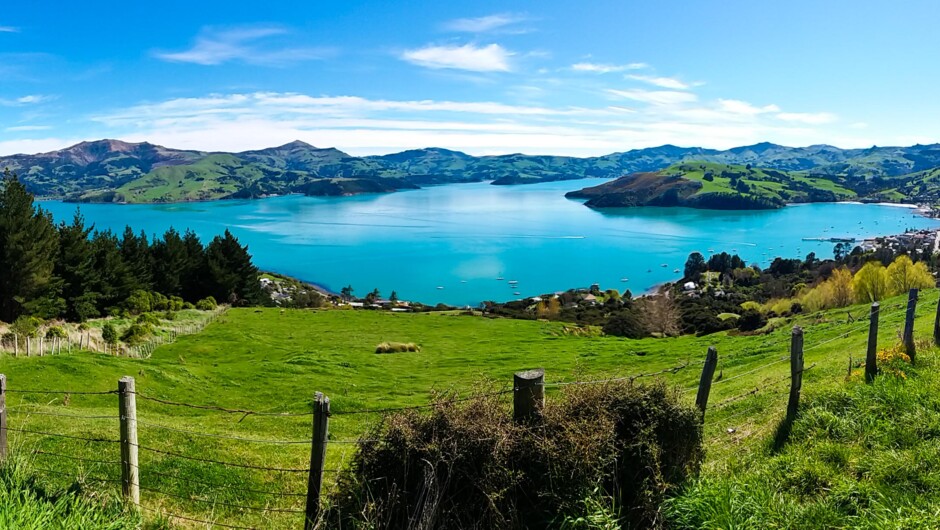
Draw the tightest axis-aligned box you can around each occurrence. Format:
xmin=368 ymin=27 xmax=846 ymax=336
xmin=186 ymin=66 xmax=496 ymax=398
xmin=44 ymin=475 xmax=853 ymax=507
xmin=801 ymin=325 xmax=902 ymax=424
xmin=1 ymin=0 xmax=939 ymax=157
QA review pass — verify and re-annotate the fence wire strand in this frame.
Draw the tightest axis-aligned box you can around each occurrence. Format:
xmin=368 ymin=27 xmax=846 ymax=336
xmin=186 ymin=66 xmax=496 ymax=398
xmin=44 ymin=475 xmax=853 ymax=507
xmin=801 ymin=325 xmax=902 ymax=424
xmin=135 ymin=419 xmax=308 ymax=445
xmin=139 ymin=505 xmax=258 ymax=530
xmin=137 ymin=484 xmax=306 ymax=514
xmin=134 ymin=443 xmax=309 ymax=473
xmin=144 ymin=468 xmax=306 ymax=498
xmin=8 ymin=427 xmax=118 ymax=444
xmin=33 ymin=449 xmax=121 ymax=466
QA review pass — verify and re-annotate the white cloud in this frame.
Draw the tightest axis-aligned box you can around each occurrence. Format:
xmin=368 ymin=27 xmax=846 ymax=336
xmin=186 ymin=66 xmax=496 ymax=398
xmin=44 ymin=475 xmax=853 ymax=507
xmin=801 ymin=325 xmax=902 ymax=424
xmin=154 ymin=26 xmax=333 ymax=66
xmin=443 ymin=13 xmax=529 ymax=33
xmin=0 ymin=94 xmax=54 ymax=106
xmin=572 ymin=62 xmax=648 ymax=73
xmin=606 ymin=89 xmax=698 ymax=106
xmin=776 ymin=111 xmax=838 ymax=125
xmin=5 ymin=125 xmax=52 ymax=132
xmin=0 ymin=26 xmax=18 ymax=33
xmin=718 ymin=99 xmax=780 ymax=115
xmin=1 ymin=88 xmax=857 ymax=158
xmin=626 ymin=74 xmax=692 ymax=90
xmin=401 ymin=43 xmax=513 ymax=72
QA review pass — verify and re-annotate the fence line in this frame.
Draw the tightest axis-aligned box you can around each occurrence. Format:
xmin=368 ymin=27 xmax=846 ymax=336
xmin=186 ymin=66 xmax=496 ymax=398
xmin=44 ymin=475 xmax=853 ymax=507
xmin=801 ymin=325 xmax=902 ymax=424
xmin=1 ymin=288 xmax=938 ymax=528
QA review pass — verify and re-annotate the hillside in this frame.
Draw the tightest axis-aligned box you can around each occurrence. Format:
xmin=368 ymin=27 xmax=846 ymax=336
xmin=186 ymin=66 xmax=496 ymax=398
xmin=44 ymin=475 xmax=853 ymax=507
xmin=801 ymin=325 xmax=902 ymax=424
xmin=5 ymin=140 xmax=940 ymax=204
xmin=567 ymin=162 xmax=858 ymax=209
xmin=2 ymin=291 xmax=939 ymax=528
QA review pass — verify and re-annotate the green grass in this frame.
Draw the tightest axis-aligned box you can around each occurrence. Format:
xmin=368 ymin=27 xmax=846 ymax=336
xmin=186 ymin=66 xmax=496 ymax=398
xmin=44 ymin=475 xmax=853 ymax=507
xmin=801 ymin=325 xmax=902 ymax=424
xmin=662 ymin=162 xmax=857 ymax=203
xmin=1 ymin=290 xmax=939 ymax=527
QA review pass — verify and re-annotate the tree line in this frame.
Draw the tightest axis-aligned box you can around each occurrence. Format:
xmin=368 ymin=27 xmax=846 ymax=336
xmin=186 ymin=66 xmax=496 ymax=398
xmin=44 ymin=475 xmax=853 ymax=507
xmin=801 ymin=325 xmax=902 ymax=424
xmin=0 ymin=171 xmax=265 ymax=323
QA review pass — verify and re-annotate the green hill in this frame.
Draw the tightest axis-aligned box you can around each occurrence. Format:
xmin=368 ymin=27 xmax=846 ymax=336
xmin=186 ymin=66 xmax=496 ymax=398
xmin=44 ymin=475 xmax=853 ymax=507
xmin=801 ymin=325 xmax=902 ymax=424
xmin=567 ymin=162 xmax=857 ymax=209
xmin=7 ymin=139 xmax=940 ymax=204
xmin=2 ymin=289 xmax=939 ymax=528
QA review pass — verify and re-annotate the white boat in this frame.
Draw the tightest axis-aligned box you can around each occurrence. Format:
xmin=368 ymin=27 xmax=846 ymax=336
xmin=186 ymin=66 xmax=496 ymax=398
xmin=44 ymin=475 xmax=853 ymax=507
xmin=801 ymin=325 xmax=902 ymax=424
xmin=620 ymin=277 xmax=629 ymax=282
xmin=436 ymin=286 xmax=444 ymax=290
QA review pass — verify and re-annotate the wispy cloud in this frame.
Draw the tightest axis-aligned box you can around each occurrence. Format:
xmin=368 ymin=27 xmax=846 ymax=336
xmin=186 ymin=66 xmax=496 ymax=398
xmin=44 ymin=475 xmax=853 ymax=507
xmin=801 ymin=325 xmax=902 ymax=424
xmin=0 ymin=26 xmax=18 ymax=33
xmin=153 ymin=26 xmax=334 ymax=66
xmin=401 ymin=43 xmax=513 ymax=72
xmin=0 ymin=94 xmax=54 ymax=106
xmin=5 ymin=125 xmax=52 ymax=132
xmin=572 ymin=62 xmax=647 ymax=73
xmin=443 ymin=13 xmax=530 ymax=33
xmin=718 ymin=99 xmax=780 ymax=115
xmin=606 ymin=89 xmax=698 ymax=106
xmin=627 ymin=74 xmax=693 ymax=90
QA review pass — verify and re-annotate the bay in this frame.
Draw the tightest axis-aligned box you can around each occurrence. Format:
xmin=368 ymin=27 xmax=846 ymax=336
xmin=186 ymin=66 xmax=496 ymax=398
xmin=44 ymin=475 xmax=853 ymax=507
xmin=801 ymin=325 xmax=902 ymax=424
xmin=40 ymin=180 xmax=940 ymax=306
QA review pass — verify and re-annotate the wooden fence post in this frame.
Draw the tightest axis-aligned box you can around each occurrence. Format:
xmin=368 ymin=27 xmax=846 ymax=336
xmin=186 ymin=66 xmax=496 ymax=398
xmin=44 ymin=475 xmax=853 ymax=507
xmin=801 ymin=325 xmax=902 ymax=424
xmin=866 ymin=302 xmax=879 ymax=383
xmin=904 ymin=288 xmax=918 ymax=362
xmin=786 ymin=326 xmax=804 ymax=422
xmin=695 ymin=346 xmax=718 ymax=420
xmin=25 ymin=338 xmax=30 ymax=357
xmin=934 ymin=292 xmax=940 ymax=346
xmin=12 ymin=334 xmax=16 ymax=357
xmin=118 ymin=376 xmax=139 ymax=505
xmin=304 ymin=392 xmax=330 ymax=530
xmin=513 ymin=368 xmax=545 ymax=422
xmin=0 ymin=374 xmax=6 ymax=462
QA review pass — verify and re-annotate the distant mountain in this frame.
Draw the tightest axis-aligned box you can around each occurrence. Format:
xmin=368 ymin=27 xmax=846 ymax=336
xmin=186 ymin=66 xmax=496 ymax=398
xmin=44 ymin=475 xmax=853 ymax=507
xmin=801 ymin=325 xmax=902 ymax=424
xmin=3 ymin=139 xmax=940 ymax=204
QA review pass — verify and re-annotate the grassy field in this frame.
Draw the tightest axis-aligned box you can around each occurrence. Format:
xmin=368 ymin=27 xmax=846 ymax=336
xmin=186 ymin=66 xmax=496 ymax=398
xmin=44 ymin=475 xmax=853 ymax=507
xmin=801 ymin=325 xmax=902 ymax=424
xmin=1 ymin=290 xmax=938 ymax=528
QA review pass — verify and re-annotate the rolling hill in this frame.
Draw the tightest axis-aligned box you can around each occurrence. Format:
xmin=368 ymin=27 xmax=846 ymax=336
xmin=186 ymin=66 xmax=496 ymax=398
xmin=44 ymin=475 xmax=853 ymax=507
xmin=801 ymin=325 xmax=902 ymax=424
xmin=3 ymin=139 xmax=940 ymax=204
xmin=567 ymin=162 xmax=858 ymax=210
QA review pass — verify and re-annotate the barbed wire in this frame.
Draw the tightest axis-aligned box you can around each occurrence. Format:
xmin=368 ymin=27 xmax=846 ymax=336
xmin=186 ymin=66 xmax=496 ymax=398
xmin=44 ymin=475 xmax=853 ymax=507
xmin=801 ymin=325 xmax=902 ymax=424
xmin=542 ymin=361 xmax=692 ymax=388
xmin=133 ymin=392 xmax=312 ymax=420
xmin=137 ymin=484 xmax=306 ymax=514
xmin=135 ymin=419 xmax=308 ymax=445
xmin=32 ymin=466 xmax=122 ymax=484
xmin=6 ymin=406 xmax=118 ymax=420
xmin=144 ymin=467 xmax=306 ymax=498
xmin=33 ymin=449 xmax=121 ymax=466
xmin=5 ymin=389 xmax=117 ymax=396
xmin=7 ymin=427 xmax=118 ymax=444
xmin=134 ymin=443 xmax=309 ymax=473
xmin=138 ymin=505 xmax=258 ymax=530
xmin=330 ymin=389 xmax=513 ymax=416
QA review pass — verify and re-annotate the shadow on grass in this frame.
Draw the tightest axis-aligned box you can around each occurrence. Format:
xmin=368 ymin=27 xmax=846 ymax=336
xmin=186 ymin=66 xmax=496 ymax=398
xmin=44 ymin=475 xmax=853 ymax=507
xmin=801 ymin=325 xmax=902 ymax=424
xmin=770 ymin=415 xmax=795 ymax=454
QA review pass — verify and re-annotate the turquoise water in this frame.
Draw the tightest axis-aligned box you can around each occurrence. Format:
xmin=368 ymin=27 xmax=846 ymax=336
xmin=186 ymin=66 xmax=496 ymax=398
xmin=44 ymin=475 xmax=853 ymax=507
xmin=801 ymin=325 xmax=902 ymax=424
xmin=40 ymin=180 xmax=940 ymax=306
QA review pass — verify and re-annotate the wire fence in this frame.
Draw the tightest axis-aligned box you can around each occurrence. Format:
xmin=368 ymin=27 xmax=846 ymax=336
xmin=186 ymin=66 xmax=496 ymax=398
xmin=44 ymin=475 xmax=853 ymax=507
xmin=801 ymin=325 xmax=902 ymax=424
xmin=0 ymin=288 xmax=936 ymax=528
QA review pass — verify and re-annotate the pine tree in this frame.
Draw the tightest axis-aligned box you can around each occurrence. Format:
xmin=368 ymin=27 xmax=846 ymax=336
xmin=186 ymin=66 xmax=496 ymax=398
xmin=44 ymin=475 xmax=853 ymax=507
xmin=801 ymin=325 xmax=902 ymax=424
xmin=121 ymin=226 xmax=153 ymax=292
xmin=205 ymin=230 xmax=264 ymax=306
xmin=92 ymin=229 xmax=135 ymax=313
xmin=0 ymin=170 xmax=61 ymax=321
xmin=151 ymin=228 xmax=187 ymax=297
xmin=181 ymin=229 xmax=208 ymax=300
xmin=55 ymin=210 xmax=100 ymax=321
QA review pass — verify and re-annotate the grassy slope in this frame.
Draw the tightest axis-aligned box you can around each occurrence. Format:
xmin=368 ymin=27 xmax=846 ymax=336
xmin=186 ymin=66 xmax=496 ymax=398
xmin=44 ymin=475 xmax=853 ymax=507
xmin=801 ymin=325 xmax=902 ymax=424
xmin=112 ymin=154 xmax=267 ymax=203
xmin=662 ymin=162 xmax=857 ymax=202
xmin=0 ymin=290 xmax=937 ymax=528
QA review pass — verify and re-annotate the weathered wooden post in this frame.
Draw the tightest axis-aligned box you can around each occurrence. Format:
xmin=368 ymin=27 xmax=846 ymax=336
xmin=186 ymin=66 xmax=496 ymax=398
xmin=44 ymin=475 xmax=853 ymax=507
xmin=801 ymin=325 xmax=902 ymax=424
xmin=513 ymin=368 xmax=545 ymax=422
xmin=786 ymin=327 xmax=804 ymax=422
xmin=12 ymin=334 xmax=16 ymax=357
xmin=904 ymin=288 xmax=918 ymax=363
xmin=0 ymin=374 xmax=7 ymax=462
xmin=25 ymin=338 xmax=30 ymax=357
xmin=866 ymin=302 xmax=879 ymax=383
xmin=118 ymin=376 xmax=139 ymax=505
xmin=934 ymin=292 xmax=940 ymax=346
xmin=305 ymin=392 xmax=330 ymax=530
xmin=695 ymin=346 xmax=718 ymax=420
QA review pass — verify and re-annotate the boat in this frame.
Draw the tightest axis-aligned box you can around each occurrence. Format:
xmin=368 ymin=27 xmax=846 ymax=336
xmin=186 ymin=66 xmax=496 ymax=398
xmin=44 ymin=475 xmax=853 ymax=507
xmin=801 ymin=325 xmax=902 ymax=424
xmin=673 ymin=269 xmax=680 ymax=273
xmin=661 ymin=263 xmax=668 ymax=267
xmin=620 ymin=277 xmax=629 ymax=282
xmin=508 ymin=280 xmax=518 ymax=284
xmin=496 ymin=277 xmax=504 ymax=281
xmin=436 ymin=286 xmax=444 ymax=290
xmin=513 ymin=292 xmax=521 ymax=296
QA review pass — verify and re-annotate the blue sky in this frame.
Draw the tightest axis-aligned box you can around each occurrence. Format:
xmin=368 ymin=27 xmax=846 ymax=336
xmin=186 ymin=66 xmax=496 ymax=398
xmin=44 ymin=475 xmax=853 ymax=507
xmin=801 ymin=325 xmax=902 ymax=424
xmin=1 ymin=0 xmax=938 ymax=156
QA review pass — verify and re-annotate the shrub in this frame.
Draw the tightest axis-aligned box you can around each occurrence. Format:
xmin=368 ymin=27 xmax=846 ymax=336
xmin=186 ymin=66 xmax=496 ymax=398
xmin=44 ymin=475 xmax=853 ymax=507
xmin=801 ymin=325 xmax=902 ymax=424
xmin=136 ymin=313 xmax=161 ymax=327
xmin=120 ymin=324 xmax=152 ymax=345
xmin=738 ymin=309 xmax=767 ymax=332
xmin=101 ymin=323 xmax=118 ymax=345
xmin=375 ymin=341 xmax=420 ymax=353
xmin=163 ymin=311 xmax=177 ymax=321
xmin=44 ymin=326 xmax=67 ymax=339
xmin=123 ymin=290 xmax=152 ymax=315
xmin=182 ymin=302 xmax=195 ymax=310
xmin=196 ymin=297 xmax=217 ymax=311
xmin=325 ymin=382 xmax=703 ymax=529
xmin=9 ymin=316 xmax=43 ymax=338
xmin=168 ymin=296 xmax=185 ymax=311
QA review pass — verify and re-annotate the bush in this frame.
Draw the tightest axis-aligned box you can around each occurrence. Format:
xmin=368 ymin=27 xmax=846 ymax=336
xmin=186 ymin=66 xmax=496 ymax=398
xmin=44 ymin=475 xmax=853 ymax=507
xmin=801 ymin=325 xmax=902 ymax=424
xmin=325 ymin=382 xmax=703 ymax=529
xmin=738 ymin=309 xmax=768 ymax=332
xmin=168 ymin=296 xmax=185 ymax=311
xmin=102 ymin=323 xmax=118 ymax=345
xmin=182 ymin=302 xmax=196 ymax=310
xmin=120 ymin=324 xmax=152 ymax=345
xmin=9 ymin=316 xmax=43 ymax=338
xmin=602 ymin=309 xmax=646 ymax=338
xmin=196 ymin=297 xmax=217 ymax=311
xmin=163 ymin=311 xmax=177 ymax=321
xmin=136 ymin=313 xmax=161 ymax=327
xmin=44 ymin=326 xmax=67 ymax=339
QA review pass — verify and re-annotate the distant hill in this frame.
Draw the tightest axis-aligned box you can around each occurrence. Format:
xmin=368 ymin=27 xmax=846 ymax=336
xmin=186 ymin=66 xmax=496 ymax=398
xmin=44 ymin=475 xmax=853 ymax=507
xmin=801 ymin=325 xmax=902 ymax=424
xmin=3 ymin=139 xmax=940 ymax=203
xmin=566 ymin=162 xmax=858 ymax=210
